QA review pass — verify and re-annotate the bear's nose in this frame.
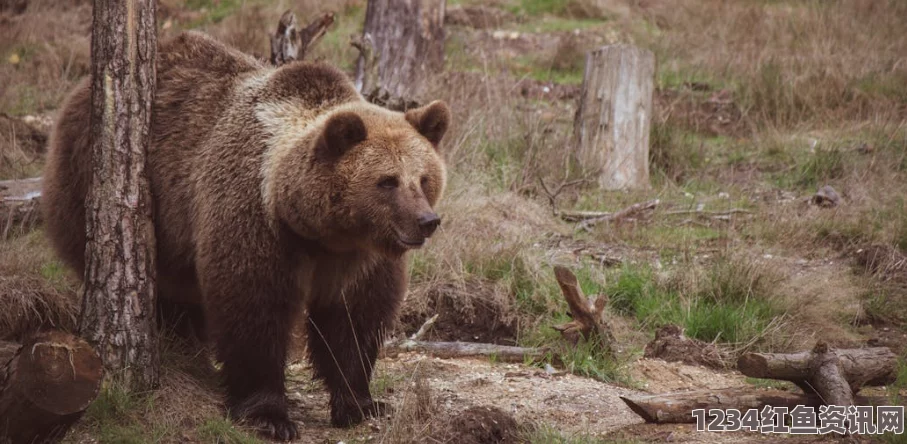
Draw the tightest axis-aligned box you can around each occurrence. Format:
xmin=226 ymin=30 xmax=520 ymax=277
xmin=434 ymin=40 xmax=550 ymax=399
xmin=418 ymin=212 xmax=441 ymax=237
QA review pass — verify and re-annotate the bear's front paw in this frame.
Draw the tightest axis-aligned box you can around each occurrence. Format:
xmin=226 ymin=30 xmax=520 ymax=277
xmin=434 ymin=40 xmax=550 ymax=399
xmin=330 ymin=399 xmax=393 ymax=428
xmin=230 ymin=394 xmax=299 ymax=441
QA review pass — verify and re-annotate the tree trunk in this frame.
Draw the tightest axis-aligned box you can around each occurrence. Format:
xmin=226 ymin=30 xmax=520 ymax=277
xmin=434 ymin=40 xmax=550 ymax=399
xmin=354 ymin=0 xmax=446 ymax=109
xmin=82 ymin=0 xmax=159 ymax=390
xmin=620 ymin=388 xmax=885 ymax=424
xmin=574 ymin=45 xmax=654 ymax=190
xmin=0 ymin=331 xmax=104 ymax=443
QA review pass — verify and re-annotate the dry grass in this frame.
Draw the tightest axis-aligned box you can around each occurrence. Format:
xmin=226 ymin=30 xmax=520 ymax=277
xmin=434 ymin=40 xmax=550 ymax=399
xmin=635 ymin=0 xmax=907 ymax=128
xmin=0 ymin=0 xmax=91 ymax=117
xmin=0 ymin=229 xmax=78 ymax=340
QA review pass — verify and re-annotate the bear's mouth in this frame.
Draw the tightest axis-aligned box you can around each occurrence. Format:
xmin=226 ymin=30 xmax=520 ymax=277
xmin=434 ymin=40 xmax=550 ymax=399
xmin=396 ymin=237 xmax=425 ymax=249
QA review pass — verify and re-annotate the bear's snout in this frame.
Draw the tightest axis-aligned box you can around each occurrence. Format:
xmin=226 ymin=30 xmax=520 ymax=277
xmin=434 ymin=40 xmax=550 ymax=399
xmin=417 ymin=212 xmax=441 ymax=238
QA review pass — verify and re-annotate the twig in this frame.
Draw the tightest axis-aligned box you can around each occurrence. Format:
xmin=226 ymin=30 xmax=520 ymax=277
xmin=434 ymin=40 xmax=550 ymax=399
xmin=409 ymin=314 xmax=438 ymax=341
xmin=664 ymin=208 xmax=752 ymax=216
xmin=577 ymin=199 xmax=660 ymax=231
xmin=538 ymin=177 xmax=589 ymax=212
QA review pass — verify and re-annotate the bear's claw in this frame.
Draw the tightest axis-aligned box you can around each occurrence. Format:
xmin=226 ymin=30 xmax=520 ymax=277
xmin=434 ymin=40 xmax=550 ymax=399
xmin=245 ymin=412 xmax=299 ymax=441
xmin=230 ymin=394 xmax=299 ymax=441
xmin=331 ymin=399 xmax=393 ymax=428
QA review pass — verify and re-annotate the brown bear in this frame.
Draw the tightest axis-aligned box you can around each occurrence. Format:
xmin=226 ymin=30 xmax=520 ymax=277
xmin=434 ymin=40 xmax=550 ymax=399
xmin=42 ymin=31 xmax=450 ymax=440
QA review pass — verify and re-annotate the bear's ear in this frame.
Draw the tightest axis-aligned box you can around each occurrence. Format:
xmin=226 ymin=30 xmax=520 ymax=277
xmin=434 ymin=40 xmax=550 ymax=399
xmin=315 ymin=111 xmax=368 ymax=162
xmin=405 ymin=100 xmax=450 ymax=150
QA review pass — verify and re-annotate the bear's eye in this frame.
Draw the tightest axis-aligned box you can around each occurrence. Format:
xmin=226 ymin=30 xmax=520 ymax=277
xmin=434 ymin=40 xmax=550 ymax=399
xmin=378 ymin=176 xmax=399 ymax=189
xmin=420 ymin=176 xmax=429 ymax=188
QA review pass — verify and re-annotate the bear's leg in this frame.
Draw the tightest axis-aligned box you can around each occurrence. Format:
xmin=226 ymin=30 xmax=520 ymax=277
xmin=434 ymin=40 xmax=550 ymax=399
xmin=307 ymin=259 xmax=404 ymax=428
xmin=202 ymin=272 xmax=300 ymax=441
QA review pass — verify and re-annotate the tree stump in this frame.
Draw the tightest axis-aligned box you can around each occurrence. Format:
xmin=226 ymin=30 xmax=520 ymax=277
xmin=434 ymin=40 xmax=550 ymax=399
xmin=0 ymin=331 xmax=103 ymax=443
xmin=353 ymin=0 xmax=446 ymax=110
xmin=82 ymin=0 xmax=160 ymax=390
xmin=269 ymin=10 xmax=335 ymax=66
xmin=551 ymin=266 xmax=615 ymax=356
xmin=573 ymin=45 xmax=655 ymax=190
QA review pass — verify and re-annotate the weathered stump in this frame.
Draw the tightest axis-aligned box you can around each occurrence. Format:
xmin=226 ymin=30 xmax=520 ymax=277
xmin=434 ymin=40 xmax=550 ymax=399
xmin=552 ymin=266 xmax=615 ymax=356
xmin=269 ymin=10 xmax=335 ymax=66
xmin=574 ymin=45 xmax=655 ymax=190
xmin=0 ymin=331 xmax=104 ymax=443
xmin=353 ymin=0 xmax=446 ymax=110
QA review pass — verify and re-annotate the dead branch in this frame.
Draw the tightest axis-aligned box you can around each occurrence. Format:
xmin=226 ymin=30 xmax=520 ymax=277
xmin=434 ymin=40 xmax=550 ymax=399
xmin=664 ymin=208 xmax=752 ymax=216
xmin=538 ymin=177 xmax=589 ymax=212
xmin=620 ymin=387 xmax=887 ymax=424
xmin=737 ymin=345 xmax=897 ymax=392
xmin=552 ymin=266 xmax=615 ymax=355
xmin=270 ymin=10 xmax=336 ymax=66
xmin=384 ymin=340 xmax=545 ymax=363
xmin=577 ymin=199 xmax=660 ymax=231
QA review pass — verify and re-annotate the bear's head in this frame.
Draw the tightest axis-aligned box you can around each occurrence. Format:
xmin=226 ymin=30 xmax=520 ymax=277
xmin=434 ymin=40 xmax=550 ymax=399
xmin=271 ymin=100 xmax=451 ymax=256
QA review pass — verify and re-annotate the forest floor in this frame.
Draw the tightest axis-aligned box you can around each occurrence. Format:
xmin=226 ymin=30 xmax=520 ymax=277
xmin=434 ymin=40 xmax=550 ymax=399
xmin=1 ymin=0 xmax=906 ymax=442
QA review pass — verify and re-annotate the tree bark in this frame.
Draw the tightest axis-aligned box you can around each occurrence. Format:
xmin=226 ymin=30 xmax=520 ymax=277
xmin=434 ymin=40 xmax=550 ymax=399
xmin=82 ymin=0 xmax=159 ymax=390
xmin=0 ymin=331 xmax=104 ymax=443
xmin=620 ymin=388 xmax=885 ymax=424
xmin=574 ymin=45 xmax=654 ymax=190
xmin=737 ymin=346 xmax=897 ymax=391
xmin=354 ymin=0 xmax=446 ymax=110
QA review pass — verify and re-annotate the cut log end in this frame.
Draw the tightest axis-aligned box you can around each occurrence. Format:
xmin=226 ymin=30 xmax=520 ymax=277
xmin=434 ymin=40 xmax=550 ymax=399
xmin=0 ymin=331 xmax=104 ymax=443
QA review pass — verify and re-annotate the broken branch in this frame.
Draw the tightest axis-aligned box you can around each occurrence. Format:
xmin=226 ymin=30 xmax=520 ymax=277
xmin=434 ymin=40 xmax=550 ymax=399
xmin=577 ymin=199 xmax=659 ymax=231
xmin=620 ymin=387 xmax=887 ymax=424
xmin=385 ymin=340 xmax=545 ymax=363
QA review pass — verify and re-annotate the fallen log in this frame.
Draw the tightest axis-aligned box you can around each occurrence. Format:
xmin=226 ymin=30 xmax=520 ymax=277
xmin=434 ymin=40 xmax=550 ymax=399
xmin=385 ymin=340 xmax=545 ymax=363
xmin=0 ymin=331 xmax=104 ymax=443
xmin=620 ymin=387 xmax=887 ymax=424
xmin=0 ymin=177 xmax=42 ymax=238
xmin=737 ymin=345 xmax=897 ymax=392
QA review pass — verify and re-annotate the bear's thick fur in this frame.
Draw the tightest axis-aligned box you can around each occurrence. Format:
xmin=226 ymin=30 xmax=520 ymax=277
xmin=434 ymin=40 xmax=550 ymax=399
xmin=42 ymin=31 xmax=450 ymax=440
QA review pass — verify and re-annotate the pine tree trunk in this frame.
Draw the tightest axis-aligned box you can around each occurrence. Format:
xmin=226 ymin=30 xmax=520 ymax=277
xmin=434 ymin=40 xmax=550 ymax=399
xmin=81 ymin=0 xmax=159 ymax=390
xmin=354 ymin=0 xmax=446 ymax=108
xmin=574 ymin=45 xmax=655 ymax=190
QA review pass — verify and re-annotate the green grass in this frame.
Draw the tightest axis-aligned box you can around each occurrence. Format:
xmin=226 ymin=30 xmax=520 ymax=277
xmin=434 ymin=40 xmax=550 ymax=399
xmin=607 ymin=258 xmax=783 ymax=346
xmin=185 ymin=0 xmax=244 ymax=25
xmin=196 ymin=418 xmax=264 ymax=444
xmin=81 ymin=385 xmax=172 ymax=444
xmin=745 ymin=377 xmax=796 ymax=391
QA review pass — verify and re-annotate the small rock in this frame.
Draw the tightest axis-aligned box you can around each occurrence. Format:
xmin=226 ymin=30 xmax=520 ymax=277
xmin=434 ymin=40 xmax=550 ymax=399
xmin=813 ymin=185 xmax=841 ymax=207
xmin=718 ymin=192 xmax=729 ymax=199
